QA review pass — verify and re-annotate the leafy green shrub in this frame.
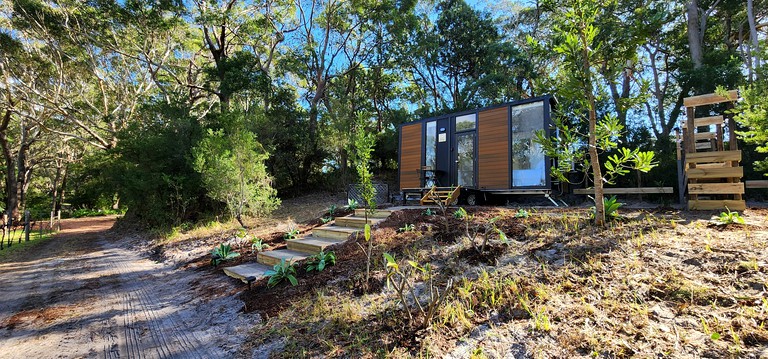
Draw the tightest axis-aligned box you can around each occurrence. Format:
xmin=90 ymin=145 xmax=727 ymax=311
xmin=321 ymin=216 xmax=333 ymax=224
xmin=346 ymin=198 xmax=359 ymax=210
xmin=423 ymin=208 xmax=434 ymax=216
xmin=305 ymin=250 xmax=336 ymax=272
xmin=718 ymin=207 xmax=745 ymax=225
xmin=266 ymin=259 xmax=298 ymax=287
xmin=328 ymin=204 xmax=337 ymax=217
xmin=193 ymin=114 xmax=280 ymax=227
xmin=210 ymin=243 xmax=240 ymax=266
xmin=399 ymin=223 xmax=415 ymax=232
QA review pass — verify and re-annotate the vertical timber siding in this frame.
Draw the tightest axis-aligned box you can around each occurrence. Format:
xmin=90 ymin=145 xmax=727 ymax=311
xmin=399 ymin=123 xmax=422 ymax=189
xmin=478 ymin=107 xmax=510 ymax=189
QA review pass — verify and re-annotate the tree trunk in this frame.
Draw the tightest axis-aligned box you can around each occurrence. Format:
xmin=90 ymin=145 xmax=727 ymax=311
xmin=579 ymin=17 xmax=605 ymax=226
xmin=747 ymin=0 xmax=761 ymax=76
xmin=16 ymin=122 xmax=30 ymax=215
xmin=51 ymin=160 xmax=62 ymax=217
xmin=0 ymin=110 xmax=19 ymax=222
xmin=58 ymin=165 xmax=68 ymax=212
xmin=687 ymin=0 xmax=704 ymax=69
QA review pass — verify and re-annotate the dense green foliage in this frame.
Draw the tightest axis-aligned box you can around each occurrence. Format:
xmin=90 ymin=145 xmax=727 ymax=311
xmin=0 ymin=0 xmax=766 ymax=227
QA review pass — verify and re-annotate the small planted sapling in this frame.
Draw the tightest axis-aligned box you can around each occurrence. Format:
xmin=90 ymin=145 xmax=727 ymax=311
xmin=456 ymin=208 xmax=507 ymax=254
xmin=383 ymin=252 xmax=453 ymax=329
xmin=352 ymin=115 xmax=377 ymax=289
xmin=305 ymin=250 xmax=336 ymax=272
xmin=718 ymin=207 xmax=746 ymax=225
xmin=453 ymin=208 xmax=467 ymax=219
xmin=590 ymin=195 xmax=623 ymax=220
xmin=210 ymin=243 xmax=240 ymax=266
xmin=346 ymin=198 xmax=359 ymax=210
xmin=284 ymin=227 xmax=300 ymax=240
xmin=515 ymin=208 xmax=530 ymax=218
xmin=399 ymin=223 xmax=415 ymax=233
xmin=250 ymin=237 xmax=269 ymax=253
xmin=266 ymin=259 xmax=298 ymax=287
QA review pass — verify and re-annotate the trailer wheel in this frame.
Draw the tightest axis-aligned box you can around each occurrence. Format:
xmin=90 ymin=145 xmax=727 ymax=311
xmin=466 ymin=193 xmax=478 ymax=206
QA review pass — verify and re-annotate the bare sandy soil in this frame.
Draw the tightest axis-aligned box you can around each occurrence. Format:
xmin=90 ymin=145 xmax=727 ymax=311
xmin=0 ymin=216 xmax=257 ymax=359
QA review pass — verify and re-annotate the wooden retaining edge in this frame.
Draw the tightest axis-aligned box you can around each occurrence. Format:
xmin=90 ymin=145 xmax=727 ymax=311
xmin=573 ymin=187 xmax=673 ymax=195
xmin=745 ymin=180 xmax=768 ymax=189
xmin=688 ymin=200 xmax=746 ymax=211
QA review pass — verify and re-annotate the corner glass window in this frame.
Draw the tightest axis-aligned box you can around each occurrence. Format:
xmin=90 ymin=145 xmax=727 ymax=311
xmin=510 ymin=101 xmax=546 ymax=187
xmin=455 ymin=113 xmax=476 ymax=132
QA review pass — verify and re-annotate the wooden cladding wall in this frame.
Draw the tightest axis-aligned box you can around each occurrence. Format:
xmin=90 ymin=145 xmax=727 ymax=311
xmin=399 ymin=123 xmax=422 ymax=189
xmin=478 ymin=107 xmax=510 ymax=189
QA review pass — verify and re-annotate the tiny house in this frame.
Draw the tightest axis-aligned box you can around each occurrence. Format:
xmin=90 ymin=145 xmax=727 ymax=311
xmin=398 ymin=95 xmax=557 ymax=205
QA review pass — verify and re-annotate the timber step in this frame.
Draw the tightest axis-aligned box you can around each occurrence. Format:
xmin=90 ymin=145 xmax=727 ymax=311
xmin=312 ymin=226 xmax=360 ymax=240
xmin=257 ymin=249 xmax=310 ymax=267
xmin=334 ymin=216 xmax=383 ymax=229
xmin=286 ymin=236 xmax=343 ymax=253
xmin=223 ymin=263 xmax=272 ymax=284
xmin=353 ymin=209 xmax=393 ymax=218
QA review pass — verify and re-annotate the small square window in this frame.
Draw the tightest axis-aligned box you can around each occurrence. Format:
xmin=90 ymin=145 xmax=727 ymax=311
xmin=455 ymin=114 xmax=476 ymax=132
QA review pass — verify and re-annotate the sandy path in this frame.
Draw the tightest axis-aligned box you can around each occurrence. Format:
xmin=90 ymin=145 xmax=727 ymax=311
xmin=0 ymin=217 xmax=250 ymax=359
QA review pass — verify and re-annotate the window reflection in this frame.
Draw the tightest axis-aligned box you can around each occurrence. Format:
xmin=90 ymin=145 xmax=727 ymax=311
xmin=424 ymin=121 xmax=436 ymax=187
xmin=455 ymin=114 xmax=476 ymax=132
xmin=511 ymin=101 xmax=546 ymax=187
xmin=456 ymin=133 xmax=474 ymax=187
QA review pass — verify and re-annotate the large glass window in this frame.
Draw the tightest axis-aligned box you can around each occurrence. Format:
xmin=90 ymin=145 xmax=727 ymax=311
xmin=456 ymin=133 xmax=475 ymax=187
xmin=510 ymin=101 xmax=546 ymax=187
xmin=455 ymin=113 xmax=476 ymax=132
xmin=424 ymin=121 xmax=437 ymax=187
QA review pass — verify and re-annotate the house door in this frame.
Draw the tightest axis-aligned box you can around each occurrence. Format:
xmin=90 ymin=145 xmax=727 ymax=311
xmin=454 ymin=132 xmax=476 ymax=187
xmin=434 ymin=118 xmax=451 ymax=186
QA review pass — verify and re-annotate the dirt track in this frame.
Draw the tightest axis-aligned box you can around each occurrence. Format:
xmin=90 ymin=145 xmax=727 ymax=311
xmin=0 ymin=216 xmax=254 ymax=359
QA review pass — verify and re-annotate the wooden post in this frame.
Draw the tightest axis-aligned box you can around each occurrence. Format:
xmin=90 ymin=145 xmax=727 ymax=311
xmin=1 ymin=213 xmax=5 ymax=250
xmin=685 ymin=107 xmax=697 ymax=204
xmin=50 ymin=211 xmax=54 ymax=230
xmin=56 ymin=210 xmax=61 ymax=231
xmin=24 ymin=210 xmax=30 ymax=242
xmin=726 ymin=102 xmax=738 ymax=151
xmin=3 ymin=212 xmax=13 ymax=248
xmin=675 ymin=128 xmax=686 ymax=205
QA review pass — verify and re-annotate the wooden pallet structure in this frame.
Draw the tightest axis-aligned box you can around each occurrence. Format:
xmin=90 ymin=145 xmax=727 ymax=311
xmin=677 ymin=90 xmax=745 ymax=211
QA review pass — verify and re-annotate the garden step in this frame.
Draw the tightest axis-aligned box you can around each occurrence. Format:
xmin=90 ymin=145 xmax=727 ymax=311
xmin=353 ymin=209 xmax=393 ymax=218
xmin=333 ymin=216 xmax=382 ymax=229
xmin=222 ymin=263 xmax=272 ymax=284
xmin=257 ymin=249 xmax=309 ymax=267
xmin=312 ymin=226 xmax=360 ymax=240
xmin=286 ymin=236 xmax=342 ymax=253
